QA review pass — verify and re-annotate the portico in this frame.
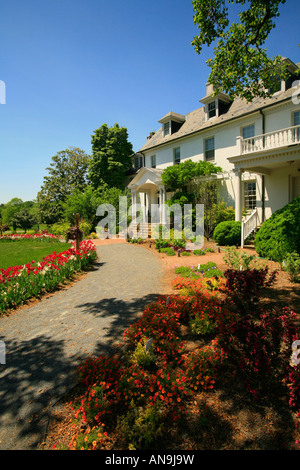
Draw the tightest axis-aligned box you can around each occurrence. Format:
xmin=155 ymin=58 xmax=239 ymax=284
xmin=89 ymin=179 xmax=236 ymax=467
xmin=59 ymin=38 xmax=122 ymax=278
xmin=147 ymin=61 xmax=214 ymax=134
xmin=128 ymin=167 xmax=167 ymax=224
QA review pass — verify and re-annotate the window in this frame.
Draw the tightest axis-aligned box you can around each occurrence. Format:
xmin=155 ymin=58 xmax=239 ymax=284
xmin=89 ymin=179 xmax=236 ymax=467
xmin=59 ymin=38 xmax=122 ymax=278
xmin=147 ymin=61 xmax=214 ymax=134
xmin=244 ymin=182 xmax=256 ymax=210
xmin=269 ymin=78 xmax=281 ymax=95
xmin=285 ymin=72 xmax=298 ymax=90
xmin=134 ymin=155 xmax=144 ymax=170
xmin=204 ymin=137 xmax=215 ymax=161
xmin=151 ymin=155 xmax=156 ymax=168
xmin=164 ymin=122 xmax=170 ymax=136
xmin=219 ymin=99 xmax=232 ymax=116
xmin=242 ymin=124 xmax=255 ymax=139
xmin=293 ymin=111 xmax=300 ymax=141
xmin=173 ymin=147 xmax=180 ymax=165
xmin=293 ymin=110 xmax=300 ymax=126
xmin=208 ymin=101 xmax=216 ymax=118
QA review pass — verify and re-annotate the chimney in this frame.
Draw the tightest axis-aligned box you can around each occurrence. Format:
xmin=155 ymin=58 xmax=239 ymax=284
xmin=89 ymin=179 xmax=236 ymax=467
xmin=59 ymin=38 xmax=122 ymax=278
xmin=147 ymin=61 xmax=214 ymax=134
xmin=206 ymin=82 xmax=214 ymax=96
xmin=147 ymin=131 xmax=155 ymax=140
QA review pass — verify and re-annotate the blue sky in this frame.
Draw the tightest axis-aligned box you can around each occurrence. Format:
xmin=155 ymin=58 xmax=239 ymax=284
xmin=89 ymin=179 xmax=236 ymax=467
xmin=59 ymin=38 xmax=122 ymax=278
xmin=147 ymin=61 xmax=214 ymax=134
xmin=0 ymin=0 xmax=299 ymax=204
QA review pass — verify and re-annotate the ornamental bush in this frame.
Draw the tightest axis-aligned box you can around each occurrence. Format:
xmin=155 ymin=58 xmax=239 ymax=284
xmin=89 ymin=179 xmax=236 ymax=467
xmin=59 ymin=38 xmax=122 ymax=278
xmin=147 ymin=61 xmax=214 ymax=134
xmin=213 ymin=220 xmax=241 ymax=246
xmin=254 ymin=196 xmax=300 ymax=262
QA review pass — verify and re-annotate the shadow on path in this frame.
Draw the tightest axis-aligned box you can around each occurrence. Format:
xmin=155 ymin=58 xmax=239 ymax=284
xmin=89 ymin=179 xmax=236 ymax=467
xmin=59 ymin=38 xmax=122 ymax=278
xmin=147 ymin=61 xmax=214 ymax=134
xmin=75 ymin=292 xmax=161 ymax=354
xmin=0 ymin=244 xmax=164 ymax=449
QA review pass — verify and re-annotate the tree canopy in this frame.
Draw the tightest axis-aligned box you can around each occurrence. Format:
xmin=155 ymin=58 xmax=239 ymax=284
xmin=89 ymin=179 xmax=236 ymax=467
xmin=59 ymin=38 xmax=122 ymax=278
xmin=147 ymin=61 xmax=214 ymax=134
xmin=11 ymin=209 xmax=38 ymax=233
xmin=191 ymin=0 xmax=296 ymax=101
xmin=161 ymin=159 xmax=222 ymax=191
xmin=37 ymin=147 xmax=90 ymax=224
xmin=1 ymin=198 xmax=24 ymax=225
xmin=88 ymin=123 xmax=133 ymax=191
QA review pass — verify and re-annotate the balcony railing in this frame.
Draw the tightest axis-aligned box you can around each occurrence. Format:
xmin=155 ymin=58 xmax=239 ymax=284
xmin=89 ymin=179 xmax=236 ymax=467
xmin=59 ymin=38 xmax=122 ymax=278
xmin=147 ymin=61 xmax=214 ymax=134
xmin=240 ymin=125 xmax=300 ymax=155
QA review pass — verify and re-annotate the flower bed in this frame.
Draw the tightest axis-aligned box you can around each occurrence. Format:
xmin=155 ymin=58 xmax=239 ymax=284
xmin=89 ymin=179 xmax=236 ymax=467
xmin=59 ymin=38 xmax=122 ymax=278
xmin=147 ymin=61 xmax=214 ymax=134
xmin=0 ymin=231 xmax=59 ymax=241
xmin=64 ymin=264 xmax=300 ymax=451
xmin=0 ymin=239 xmax=97 ymax=313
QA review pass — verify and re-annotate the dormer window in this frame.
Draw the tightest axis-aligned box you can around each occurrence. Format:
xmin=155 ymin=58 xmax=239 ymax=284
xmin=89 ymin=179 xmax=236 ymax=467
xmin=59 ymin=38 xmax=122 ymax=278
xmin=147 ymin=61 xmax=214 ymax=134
xmin=208 ymin=101 xmax=216 ymax=118
xmin=164 ymin=122 xmax=170 ymax=136
xmin=200 ymin=84 xmax=232 ymax=121
xmin=158 ymin=112 xmax=185 ymax=137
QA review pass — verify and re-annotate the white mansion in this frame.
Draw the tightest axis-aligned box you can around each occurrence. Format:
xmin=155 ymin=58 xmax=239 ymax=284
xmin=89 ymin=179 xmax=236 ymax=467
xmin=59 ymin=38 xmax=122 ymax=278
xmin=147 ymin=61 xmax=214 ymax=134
xmin=127 ymin=58 xmax=300 ymax=245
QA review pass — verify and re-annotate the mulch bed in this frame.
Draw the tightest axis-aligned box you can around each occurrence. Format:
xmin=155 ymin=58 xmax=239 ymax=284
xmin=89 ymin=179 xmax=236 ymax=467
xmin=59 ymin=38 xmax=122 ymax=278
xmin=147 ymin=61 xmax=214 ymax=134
xmin=39 ymin=241 xmax=300 ymax=451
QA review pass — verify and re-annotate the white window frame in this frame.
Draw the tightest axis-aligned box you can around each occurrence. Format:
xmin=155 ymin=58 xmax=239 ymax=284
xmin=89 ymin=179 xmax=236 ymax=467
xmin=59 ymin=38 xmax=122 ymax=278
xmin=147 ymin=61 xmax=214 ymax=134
xmin=151 ymin=155 xmax=156 ymax=168
xmin=173 ymin=147 xmax=181 ymax=165
xmin=241 ymin=124 xmax=255 ymax=139
xmin=292 ymin=110 xmax=300 ymax=141
xmin=208 ymin=101 xmax=216 ymax=119
xmin=244 ymin=181 xmax=256 ymax=211
xmin=204 ymin=136 xmax=215 ymax=162
xmin=163 ymin=121 xmax=170 ymax=137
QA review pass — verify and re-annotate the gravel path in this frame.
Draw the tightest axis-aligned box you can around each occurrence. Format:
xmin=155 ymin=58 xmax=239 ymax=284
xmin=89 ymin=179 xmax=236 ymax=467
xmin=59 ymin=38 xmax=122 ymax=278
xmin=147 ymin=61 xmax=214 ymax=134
xmin=0 ymin=243 xmax=163 ymax=450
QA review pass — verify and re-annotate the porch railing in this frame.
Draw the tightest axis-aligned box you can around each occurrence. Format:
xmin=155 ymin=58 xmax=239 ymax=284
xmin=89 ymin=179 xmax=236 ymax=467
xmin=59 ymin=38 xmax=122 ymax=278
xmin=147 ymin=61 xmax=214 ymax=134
xmin=241 ymin=208 xmax=257 ymax=248
xmin=240 ymin=124 xmax=300 ymax=154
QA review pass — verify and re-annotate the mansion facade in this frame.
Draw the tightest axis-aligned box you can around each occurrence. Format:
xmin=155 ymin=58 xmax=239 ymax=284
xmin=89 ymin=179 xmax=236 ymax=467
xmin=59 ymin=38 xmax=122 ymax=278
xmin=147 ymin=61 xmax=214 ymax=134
xmin=127 ymin=58 xmax=300 ymax=245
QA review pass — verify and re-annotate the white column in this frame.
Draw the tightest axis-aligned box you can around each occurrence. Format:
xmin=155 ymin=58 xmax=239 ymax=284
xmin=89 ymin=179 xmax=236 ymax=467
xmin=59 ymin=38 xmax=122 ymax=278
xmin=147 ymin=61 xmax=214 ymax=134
xmin=234 ymin=169 xmax=242 ymax=221
xmin=159 ymin=187 xmax=163 ymax=223
xmin=161 ymin=185 xmax=166 ymax=224
xmin=145 ymin=192 xmax=149 ymax=222
xmin=256 ymin=174 xmax=263 ymax=225
xmin=142 ymin=193 xmax=146 ymax=223
xmin=131 ymin=189 xmax=136 ymax=220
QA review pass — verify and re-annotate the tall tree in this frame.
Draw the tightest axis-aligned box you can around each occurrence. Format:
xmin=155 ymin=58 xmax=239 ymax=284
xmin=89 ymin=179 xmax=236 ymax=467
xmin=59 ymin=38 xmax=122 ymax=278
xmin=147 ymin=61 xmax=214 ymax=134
xmin=1 ymin=198 xmax=24 ymax=226
xmin=37 ymin=147 xmax=90 ymax=224
xmin=11 ymin=209 xmax=38 ymax=233
xmin=88 ymin=123 xmax=133 ymax=191
xmin=191 ymin=0 xmax=296 ymax=101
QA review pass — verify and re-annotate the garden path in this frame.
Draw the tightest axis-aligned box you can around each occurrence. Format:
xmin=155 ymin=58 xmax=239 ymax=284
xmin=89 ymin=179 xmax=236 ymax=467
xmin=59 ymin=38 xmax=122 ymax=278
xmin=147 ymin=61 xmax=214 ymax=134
xmin=0 ymin=241 xmax=163 ymax=450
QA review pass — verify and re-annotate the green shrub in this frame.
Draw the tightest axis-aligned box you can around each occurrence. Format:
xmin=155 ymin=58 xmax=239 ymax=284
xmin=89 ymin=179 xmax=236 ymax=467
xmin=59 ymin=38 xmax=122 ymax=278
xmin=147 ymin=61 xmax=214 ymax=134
xmin=160 ymin=247 xmax=176 ymax=256
xmin=80 ymin=221 xmax=93 ymax=237
xmin=223 ymin=246 xmax=258 ymax=270
xmin=203 ymin=268 xmax=224 ymax=278
xmin=155 ymin=238 xmax=170 ymax=250
xmin=174 ymin=266 xmax=191 ymax=276
xmin=189 ymin=313 xmax=216 ymax=337
xmin=196 ymin=261 xmax=217 ymax=271
xmin=172 ymin=239 xmax=186 ymax=249
xmin=181 ymin=251 xmax=191 ymax=256
xmin=50 ymin=222 xmax=70 ymax=236
xmin=213 ymin=220 xmax=241 ymax=246
xmin=194 ymin=261 xmax=224 ymax=278
xmin=193 ymin=249 xmax=206 ymax=256
xmin=254 ymin=196 xmax=300 ymax=262
xmin=283 ymin=252 xmax=300 ymax=282
xmin=131 ymin=337 xmax=156 ymax=370
xmin=117 ymin=401 xmax=164 ymax=450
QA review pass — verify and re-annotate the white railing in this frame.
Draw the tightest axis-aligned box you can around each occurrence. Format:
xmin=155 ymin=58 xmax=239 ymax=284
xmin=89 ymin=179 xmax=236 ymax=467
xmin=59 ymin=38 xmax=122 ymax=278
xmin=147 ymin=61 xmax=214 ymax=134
xmin=241 ymin=208 xmax=257 ymax=248
xmin=240 ymin=125 xmax=300 ymax=154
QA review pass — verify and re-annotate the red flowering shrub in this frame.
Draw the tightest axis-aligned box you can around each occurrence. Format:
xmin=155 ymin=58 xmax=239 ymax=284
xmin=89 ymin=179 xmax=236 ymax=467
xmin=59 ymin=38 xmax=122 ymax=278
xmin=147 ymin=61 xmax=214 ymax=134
xmin=124 ymin=299 xmax=184 ymax=361
xmin=184 ymin=345 xmax=224 ymax=391
xmin=217 ymin=306 xmax=300 ymax=400
xmin=69 ymin=261 xmax=300 ymax=450
xmin=223 ymin=266 xmax=278 ymax=310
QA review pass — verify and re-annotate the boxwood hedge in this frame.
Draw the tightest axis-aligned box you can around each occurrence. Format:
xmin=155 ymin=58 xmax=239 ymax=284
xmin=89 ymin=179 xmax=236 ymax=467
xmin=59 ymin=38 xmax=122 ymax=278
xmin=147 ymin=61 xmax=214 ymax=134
xmin=254 ymin=196 xmax=300 ymax=262
xmin=213 ymin=220 xmax=241 ymax=246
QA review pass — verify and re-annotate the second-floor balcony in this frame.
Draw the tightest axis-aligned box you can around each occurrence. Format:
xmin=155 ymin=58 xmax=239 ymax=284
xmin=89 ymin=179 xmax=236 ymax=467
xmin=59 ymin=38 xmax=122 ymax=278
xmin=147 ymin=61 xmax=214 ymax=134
xmin=238 ymin=125 xmax=300 ymax=155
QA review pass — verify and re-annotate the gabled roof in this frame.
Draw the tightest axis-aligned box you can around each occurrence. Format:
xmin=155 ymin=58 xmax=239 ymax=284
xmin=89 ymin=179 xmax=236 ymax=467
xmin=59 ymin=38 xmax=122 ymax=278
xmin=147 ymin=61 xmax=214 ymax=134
xmin=139 ymin=82 xmax=299 ymax=153
xmin=127 ymin=166 xmax=163 ymax=189
xmin=158 ymin=111 xmax=186 ymax=124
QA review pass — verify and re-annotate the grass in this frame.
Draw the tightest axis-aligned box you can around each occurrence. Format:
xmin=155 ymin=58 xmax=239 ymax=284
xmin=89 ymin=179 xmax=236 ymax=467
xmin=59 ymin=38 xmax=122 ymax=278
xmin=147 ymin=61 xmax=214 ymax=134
xmin=0 ymin=239 xmax=72 ymax=270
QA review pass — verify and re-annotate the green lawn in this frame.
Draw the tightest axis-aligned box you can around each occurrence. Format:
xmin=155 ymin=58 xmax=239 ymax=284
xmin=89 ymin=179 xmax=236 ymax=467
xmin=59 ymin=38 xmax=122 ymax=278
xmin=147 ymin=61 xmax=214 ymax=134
xmin=0 ymin=240 xmax=72 ymax=270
